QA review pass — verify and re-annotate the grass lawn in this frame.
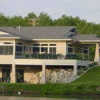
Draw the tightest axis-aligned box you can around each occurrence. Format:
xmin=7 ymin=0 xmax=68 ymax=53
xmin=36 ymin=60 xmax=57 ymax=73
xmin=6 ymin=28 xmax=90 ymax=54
xmin=72 ymin=66 xmax=100 ymax=85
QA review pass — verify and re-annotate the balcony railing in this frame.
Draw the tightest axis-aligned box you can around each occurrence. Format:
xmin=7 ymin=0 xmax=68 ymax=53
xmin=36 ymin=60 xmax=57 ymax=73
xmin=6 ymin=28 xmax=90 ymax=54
xmin=15 ymin=52 xmax=90 ymax=60
xmin=16 ymin=52 xmax=64 ymax=59
xmin=66 ymin=54 xmax=90 ymax=60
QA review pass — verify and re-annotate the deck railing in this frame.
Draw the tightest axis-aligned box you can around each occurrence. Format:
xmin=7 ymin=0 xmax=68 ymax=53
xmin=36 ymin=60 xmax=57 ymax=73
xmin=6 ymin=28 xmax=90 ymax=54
xmin=15 ymin=52 xmax=90 ymax=60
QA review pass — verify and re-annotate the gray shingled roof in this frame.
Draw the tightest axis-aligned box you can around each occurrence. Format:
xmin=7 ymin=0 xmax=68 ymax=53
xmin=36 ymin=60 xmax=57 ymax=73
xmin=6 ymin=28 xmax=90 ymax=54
xmin=0 ymin=26 xmax=76 ymax=40
xmin=73 ymin=34 xmax=100 ymax=41
xmin=0 ymin=26 xmax=100 ymax=41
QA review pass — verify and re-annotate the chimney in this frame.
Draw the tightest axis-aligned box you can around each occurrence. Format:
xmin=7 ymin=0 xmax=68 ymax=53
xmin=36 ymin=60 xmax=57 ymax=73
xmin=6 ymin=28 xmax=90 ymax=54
xmin=18 ymin=25 xmax=21 ymax=32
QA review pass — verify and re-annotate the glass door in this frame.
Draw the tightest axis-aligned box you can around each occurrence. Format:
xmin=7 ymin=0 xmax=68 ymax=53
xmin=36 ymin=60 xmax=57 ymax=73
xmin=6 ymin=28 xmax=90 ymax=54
xmin=2 ymin=69 xmax=10 ymax=83
xmin=16 ymin=69 xmax=24 ymax=83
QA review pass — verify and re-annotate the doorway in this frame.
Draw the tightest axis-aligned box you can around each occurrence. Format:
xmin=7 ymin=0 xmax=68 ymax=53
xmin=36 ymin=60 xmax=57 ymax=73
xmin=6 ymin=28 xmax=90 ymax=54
xmin=16 ymin=69 xmax=24 ymax=83
xmin=2 ymin=68 xmax=10 ymax=83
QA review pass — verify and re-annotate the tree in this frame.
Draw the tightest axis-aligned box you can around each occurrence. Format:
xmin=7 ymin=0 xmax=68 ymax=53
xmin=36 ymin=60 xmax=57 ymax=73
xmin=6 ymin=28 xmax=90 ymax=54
xmin=37 ymin=12 xmax=53 ymax=26
xmin=25 ymin=12 xmax=37 ymax=19
xmin=24 ymin=12 xmax=37 ymax=26
xmin=0 ymin=13 xmax=9 ymax=26
xmin=53 ymin=15 xmax=76 ymax=26
xmin=8 ymin=16 xmax=30 ymax=26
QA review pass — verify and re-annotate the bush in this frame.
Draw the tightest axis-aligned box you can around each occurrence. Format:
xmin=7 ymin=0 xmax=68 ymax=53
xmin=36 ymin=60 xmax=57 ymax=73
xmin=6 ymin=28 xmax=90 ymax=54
xmin=0 ymin=83 xmax=98 ymax=96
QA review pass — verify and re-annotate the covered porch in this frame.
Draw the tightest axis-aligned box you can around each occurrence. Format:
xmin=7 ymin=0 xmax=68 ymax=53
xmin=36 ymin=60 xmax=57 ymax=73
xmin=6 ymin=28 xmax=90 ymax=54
xmin=0 ymin=64 xmax=42 ymax=84
xmin=0 ymin=60 xmax=87 ymax=84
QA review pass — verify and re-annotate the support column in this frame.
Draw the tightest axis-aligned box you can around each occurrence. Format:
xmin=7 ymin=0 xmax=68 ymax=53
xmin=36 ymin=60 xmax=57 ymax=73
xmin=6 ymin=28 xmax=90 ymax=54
xmin=0 ymin=68 xmax=2 ymax=82
xmin=10 ymin=64 xmax=16 ymax=83
xmin=41 ymin=64 xmax=46 ymax=84
xmin=73 ymin=64 xmax=77 ymax=76
xmin=94 ymin=43 xmax=100 ymax=63
xmin=10 ymin=39 xmax=16 ymax=83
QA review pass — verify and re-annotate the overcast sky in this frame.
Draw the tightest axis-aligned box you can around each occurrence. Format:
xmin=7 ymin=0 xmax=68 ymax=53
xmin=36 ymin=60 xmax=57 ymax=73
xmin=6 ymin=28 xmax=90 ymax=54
xmin=0 ymin=0 xmax=100 ymax=23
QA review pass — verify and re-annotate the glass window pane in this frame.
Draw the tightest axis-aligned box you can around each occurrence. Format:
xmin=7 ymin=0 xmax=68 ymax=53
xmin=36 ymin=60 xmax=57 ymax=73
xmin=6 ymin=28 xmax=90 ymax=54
xmin=82 ymin=47 xmax=89 ymax=54
xmin=41 ymin=47 xmax=48 ymax=53
xmin=33 ymin=47 xmax=40 ymax=53
xmin=0 ymin=47 xmax=3 ymax=54
xmin=0 ymin=46 xmax=13 ymax=55
xmin=49 ymin=47 xmax=56 ymax=54
xmin=8 ymin=47 xmax=13 ymax=54
xmin=4 ymin=42 xmax=12 ymax=44
xmin=50 ymin=44 xmax=56 ymax=46
xmin=68 ymin=48 xmax=73 ymax=53
xmin=16 ymin=46 xmax=23 ymax=52
xmin=68 ymin=44 xmax=74 ymax=54
xmin=33 ymin=44 xmax=40 ymax=46
xmin=41 ymin=44 xmax=48 ymax=46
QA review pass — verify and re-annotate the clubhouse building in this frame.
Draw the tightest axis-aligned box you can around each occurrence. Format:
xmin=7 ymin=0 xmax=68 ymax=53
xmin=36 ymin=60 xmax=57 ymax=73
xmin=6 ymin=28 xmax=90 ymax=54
xmin=0 ymin=26 xmax=99 ymax=84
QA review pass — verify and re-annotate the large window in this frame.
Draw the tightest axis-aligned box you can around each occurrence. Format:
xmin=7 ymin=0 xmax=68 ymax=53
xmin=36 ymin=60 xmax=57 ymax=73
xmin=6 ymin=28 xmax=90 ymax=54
xmin=16 ymin=46 xmax=23 ymax=52
xmin=0 ymin=46 xmax=13 ymax=55
xmin=49 ymin=44 xmax=56 ymax=54
xmin=49 ymin=47 xmax=56 ymax=54
xmin=16 ymin=43 xmax=24 ymax=57
xmin=67 ymin=44 xmax=74 ymax=54
xmin=24 ymin=46 xmax=32 ymax=54
xmin=82 ymin=47 xmax=89 ymax=54
xmin=41 ymin=44 xmax=48 ymax=54
xmin=2 ymin=68 xmax=10 ymax=83
xmin=16 ymin=69 xmax=24 ymax=83
xmin=32 ymin=43 xmax=56 ymax=54
xmin=33 ymin=47 xmax=40 ymax=53
xmin=33 ymin=44 xmax=40 ymax=54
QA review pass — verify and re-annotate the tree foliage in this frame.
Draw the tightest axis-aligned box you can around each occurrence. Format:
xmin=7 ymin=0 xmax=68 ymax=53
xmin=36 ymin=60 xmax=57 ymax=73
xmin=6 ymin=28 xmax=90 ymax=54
xmin=25 ymin=12 xmax=37 ymax=19
xmin=37 ymin=12 xmax=53 ymax=26
xmin=0 ymin=12 xmax=100 ymax=34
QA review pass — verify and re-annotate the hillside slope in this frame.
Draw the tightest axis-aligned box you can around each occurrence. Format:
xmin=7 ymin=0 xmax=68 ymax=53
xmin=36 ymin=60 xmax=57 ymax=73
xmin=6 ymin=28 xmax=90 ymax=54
xmin=72 ymin=66 xmax=100 ymax=85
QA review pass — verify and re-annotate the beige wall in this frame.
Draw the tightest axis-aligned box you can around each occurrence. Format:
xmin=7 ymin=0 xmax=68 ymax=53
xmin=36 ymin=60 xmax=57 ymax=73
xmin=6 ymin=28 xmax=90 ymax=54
xmin=0 ymin=55 xmax=13 ymax=64
xmin=56 ymin=41 xmax=66 ymax=55
xmin=0 ymin=38 xmax=15 ymax=44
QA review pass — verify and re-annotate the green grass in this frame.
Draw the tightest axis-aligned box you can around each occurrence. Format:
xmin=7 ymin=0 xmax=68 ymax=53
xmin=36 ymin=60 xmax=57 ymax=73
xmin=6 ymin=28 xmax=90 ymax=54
xmin=72 ymin=66 xmax=100 ymax=85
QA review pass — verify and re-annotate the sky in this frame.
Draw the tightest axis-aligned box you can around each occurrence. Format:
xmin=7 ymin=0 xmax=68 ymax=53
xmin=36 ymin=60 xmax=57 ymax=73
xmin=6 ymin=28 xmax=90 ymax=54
xmin=0 ymin=0 xmax=100 ymax=23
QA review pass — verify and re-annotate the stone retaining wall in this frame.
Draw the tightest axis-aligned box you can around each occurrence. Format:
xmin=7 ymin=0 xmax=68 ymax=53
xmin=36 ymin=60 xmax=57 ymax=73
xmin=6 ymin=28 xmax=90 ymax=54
xmin=24 ymin=68 xmax=74 ymax=84
xmin=46 ymin=69 xmax=73 ymax=83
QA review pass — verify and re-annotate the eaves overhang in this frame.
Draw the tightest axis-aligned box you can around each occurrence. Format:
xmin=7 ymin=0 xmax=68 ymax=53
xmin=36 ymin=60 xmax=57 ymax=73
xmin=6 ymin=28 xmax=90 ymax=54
xmin=32 ymin=39 xmax=72 ymax=41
